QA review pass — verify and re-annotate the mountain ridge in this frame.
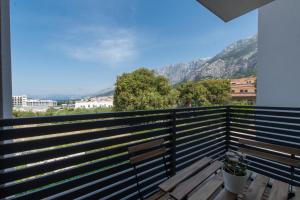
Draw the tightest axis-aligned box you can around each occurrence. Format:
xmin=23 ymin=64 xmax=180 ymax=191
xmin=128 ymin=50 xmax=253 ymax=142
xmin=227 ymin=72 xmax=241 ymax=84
xmin=156 ymin=35 xmax=257 ymax=84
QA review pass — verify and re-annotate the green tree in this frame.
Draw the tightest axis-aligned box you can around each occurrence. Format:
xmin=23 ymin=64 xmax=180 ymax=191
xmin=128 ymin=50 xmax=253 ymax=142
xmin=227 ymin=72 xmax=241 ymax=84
xmin=113 ymin=68 xmax=177 ymax=111
xmin=176 ymin=81 xmax=209 ymax=107
xmin=200 ymin=79 xmax=231 ymax=105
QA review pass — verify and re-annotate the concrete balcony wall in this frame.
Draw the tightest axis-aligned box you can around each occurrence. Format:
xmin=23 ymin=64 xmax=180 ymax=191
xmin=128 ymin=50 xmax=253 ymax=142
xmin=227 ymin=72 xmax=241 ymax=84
xmin=256 ymin=0 xmax=300 ymax=107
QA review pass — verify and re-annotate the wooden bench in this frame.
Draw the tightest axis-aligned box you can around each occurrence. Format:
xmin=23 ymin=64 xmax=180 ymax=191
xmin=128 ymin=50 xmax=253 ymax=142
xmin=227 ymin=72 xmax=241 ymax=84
xmin=214 ymin=173 xmax=290 ymax=200
xmin=147 ymin=157 xmax=222 ymax=200
xmin=147 ymin=155 xmax=299 ymax=200
xmin=239 ymin=138 xmax=300 ymax=199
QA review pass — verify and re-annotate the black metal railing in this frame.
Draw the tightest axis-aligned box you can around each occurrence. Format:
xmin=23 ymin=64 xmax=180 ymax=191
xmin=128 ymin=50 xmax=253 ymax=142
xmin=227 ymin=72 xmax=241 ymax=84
xmin=229 ymin=106 xmax=300 ymax=187
xmin=0 ymin=105 xmax=299 ymax=200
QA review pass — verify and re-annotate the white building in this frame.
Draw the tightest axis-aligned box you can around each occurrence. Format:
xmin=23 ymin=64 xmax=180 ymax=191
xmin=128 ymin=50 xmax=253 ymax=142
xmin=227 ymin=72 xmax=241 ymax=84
xmin=75 ymin=96 xmax=113 ymax=109
xmin=13 ymin=95 xmax=57 ymax=109
xmin=12 ymin=95 xmax=27 ymax=107
xmin=26 ymin=99 xmax=57 ymax=107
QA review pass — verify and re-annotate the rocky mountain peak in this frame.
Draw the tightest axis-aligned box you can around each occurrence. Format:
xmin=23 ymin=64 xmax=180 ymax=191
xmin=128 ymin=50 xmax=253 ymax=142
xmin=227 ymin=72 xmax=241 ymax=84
xmin=156 ymin=35 xmax=257 ymax=84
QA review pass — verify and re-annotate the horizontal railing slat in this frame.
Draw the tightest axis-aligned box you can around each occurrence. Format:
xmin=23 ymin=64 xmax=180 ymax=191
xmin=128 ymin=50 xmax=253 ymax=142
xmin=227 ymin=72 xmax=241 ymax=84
xmin=176 ymin=119 xmax=226 ymax=132
xmin=0 ymin=121 xmax=170 ymax=155
xmin=0 ymin=128 xmax=171 ymax=184
xmin=230 ymin=122 xmax=300 ymax=139
xmin=0 ymin=114 xmax=171 ymax=140
xmin=230 ymin=113 xmax=300 ymax=124
xmin=230 ymin=108 xmax=300 ymax=118
xmin=175 ymin=109 xmax=226 ymax=119
xmin=176 ymin=113 xmax=226 ymax=125
xmin=231 ymin=118 xmax=300 ymax=131
xmin=1 ymin=153 xmax=129 ymax=198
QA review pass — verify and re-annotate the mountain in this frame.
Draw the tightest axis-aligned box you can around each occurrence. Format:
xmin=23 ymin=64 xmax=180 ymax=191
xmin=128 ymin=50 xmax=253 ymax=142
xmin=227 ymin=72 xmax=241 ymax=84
xmin=29 ymin=94 xmax=83 ymax=101
xmin=87 ymin=35 xmax=258 ymax=98
xmin=93 ymin=87 xmax=115 ymax=97
xmin=157 ymin=35 xmax=257 ymax=84
xmin=156 ymin=59 xmax=207 ymax=84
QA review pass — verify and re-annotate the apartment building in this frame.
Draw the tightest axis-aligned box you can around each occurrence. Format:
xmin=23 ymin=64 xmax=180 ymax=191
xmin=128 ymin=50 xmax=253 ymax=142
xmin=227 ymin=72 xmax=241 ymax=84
xmin=13 ymin=95 xmax=57 ymax=108
xmin=26 ymin=99 xmax=57 ymax=107
xmin=230 ymin=76 xmax=256 ymax=102
xmin=12 ymin=95 xmax=28 ymax=107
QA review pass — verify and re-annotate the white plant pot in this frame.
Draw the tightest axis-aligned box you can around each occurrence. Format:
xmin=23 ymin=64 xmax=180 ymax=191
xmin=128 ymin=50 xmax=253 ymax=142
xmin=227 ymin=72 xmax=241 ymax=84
xmin=222 ymin=169 xmax=248 ymax=194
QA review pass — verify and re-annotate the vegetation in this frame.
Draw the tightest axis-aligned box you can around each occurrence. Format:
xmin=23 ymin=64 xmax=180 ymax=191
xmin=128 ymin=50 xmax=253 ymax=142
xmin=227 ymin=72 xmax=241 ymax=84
xmin=176 ymin=79 xmax=231 ymax=107
xmin=176 ymin=81 xmax=209 ymax=107
xmin=200 ymin=79 xmax=231 ymax=105
xmin=223 ymin=151 xmax=247 ymax=176
xmin=112 ymin=68 xmax=240 ymax=111
xmin=113 ymin=68 xmax=177 ymax=111
xmin=13 ymin=107 xmax=112 ymax=118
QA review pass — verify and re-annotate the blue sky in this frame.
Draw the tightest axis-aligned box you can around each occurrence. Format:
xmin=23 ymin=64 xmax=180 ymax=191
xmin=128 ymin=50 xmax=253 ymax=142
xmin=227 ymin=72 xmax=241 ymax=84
xmin=10 ymin=0 xmax=257 ymax=96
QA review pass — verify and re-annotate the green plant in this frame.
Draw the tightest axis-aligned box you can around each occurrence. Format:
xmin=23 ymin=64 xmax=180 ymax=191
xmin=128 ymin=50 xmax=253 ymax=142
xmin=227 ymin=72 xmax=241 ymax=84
xmin=223 ymin=151 xmax=247 ymax=176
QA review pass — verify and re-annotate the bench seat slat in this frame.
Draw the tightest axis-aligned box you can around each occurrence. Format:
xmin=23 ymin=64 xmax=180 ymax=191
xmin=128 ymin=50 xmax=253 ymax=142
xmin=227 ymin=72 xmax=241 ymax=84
xmin=245 ymin=174 xmax=269 ymax=200
xmin=171 ymin=161 xmax=222 ymax=200
xmin=188 ymin=174 xmax=223 ymax=200
xmin=146 ymin=190 xmax=166 ymax=200
xmin=268 ymin=179 xmax=289 ymax=200
xmin=214 ymin=189 xmax=237 ymax=200
xmin=159 ymin=157 xmax=211 ymax=192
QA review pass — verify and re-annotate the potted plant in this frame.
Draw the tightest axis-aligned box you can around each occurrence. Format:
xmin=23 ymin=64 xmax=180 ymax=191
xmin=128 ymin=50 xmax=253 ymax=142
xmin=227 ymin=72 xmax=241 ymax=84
xmin=222 ymin=151 xmax=248 ymax=194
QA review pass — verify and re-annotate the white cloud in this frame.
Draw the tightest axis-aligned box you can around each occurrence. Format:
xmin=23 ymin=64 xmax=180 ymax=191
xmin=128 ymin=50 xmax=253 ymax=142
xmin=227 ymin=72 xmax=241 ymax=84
xmin=60 ymin=26 xmax=138 ymax=65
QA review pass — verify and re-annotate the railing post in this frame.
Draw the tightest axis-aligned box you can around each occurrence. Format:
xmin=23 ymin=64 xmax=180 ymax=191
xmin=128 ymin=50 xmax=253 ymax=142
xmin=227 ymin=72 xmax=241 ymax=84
xmin=169 ymin=110 xmax=177 ymax=176
xmin=225 ymin=106 xmax=230 ymax=151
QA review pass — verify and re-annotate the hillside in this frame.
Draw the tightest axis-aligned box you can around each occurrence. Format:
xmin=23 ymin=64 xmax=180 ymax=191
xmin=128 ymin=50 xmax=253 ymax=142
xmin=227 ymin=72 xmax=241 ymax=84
xmin=157 ymin=35 xmax=257 ymax=84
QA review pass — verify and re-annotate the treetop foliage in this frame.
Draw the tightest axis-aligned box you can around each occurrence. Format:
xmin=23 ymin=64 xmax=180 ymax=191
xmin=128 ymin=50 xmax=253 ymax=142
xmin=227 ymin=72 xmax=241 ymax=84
xmin=113 ymin=68 xmax=177 ymax=111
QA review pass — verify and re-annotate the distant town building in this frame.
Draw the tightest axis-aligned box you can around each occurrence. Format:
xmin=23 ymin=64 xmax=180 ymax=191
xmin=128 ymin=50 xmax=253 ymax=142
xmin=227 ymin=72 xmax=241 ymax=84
xmin=13 ymin=95 xmax=28 ymax=107
xmin=26 ymin=99 xmax=57 ymax=107
xmin=230 ymin=76 xmax=256 ymax=102
xmin=75 ymin=96 xmax=113 ymax=109
xmin=61 ymin=104 xmax=75 ymax=109
xmin=13 ymin=95 xmax=57 ymax=111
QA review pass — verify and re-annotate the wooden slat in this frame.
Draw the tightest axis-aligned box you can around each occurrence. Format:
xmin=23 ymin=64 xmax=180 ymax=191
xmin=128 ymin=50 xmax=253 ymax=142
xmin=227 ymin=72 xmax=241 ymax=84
xmin=214 ymin=189 xmax=237 ymax=200
xmin=128 ymin=139 xmax=164 ymax=154
xmin=129 ymin=147 xmax=167 ymax=164
xmin=146 ymin=190 xmax=166 ymax=200
xmin=293 ymin=187 xmax=300 ymax=200
xmin=159 ymin=157 xmax=211 ymax=192
xmin=239 ymin=139 xmax=300 ymax=155
xmin=188 ymin=174 xmax=223 ymax=200
xmin=268 ymin=179 xmax=289 ymax=200
xmin=245 ymin=174 xmax=269 ymax=200
xmin=157 ymin=193 xmax=171 ymax=200
xmin=240 ymin=147 xmax=300 ymax=167
xmin=171 ymin=161 xmax=222 ymax=200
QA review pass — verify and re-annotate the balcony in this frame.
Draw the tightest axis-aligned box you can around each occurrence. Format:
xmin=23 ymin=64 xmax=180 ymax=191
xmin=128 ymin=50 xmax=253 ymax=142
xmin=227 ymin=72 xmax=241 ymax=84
xmin=0 ymin=105 xmax=299 ymax=199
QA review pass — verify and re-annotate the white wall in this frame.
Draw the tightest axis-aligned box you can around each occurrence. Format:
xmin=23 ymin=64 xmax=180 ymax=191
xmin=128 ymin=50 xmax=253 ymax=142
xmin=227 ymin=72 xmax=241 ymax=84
xmin=256 ymin=0 xmax=300 ymax=107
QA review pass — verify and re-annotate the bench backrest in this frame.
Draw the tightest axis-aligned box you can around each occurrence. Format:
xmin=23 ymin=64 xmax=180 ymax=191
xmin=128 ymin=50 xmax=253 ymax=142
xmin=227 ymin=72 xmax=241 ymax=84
xmin=128 ymin=138 xmax=166 ymax=165
xmin=239 ymin=139 xmax=300 ymax=167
